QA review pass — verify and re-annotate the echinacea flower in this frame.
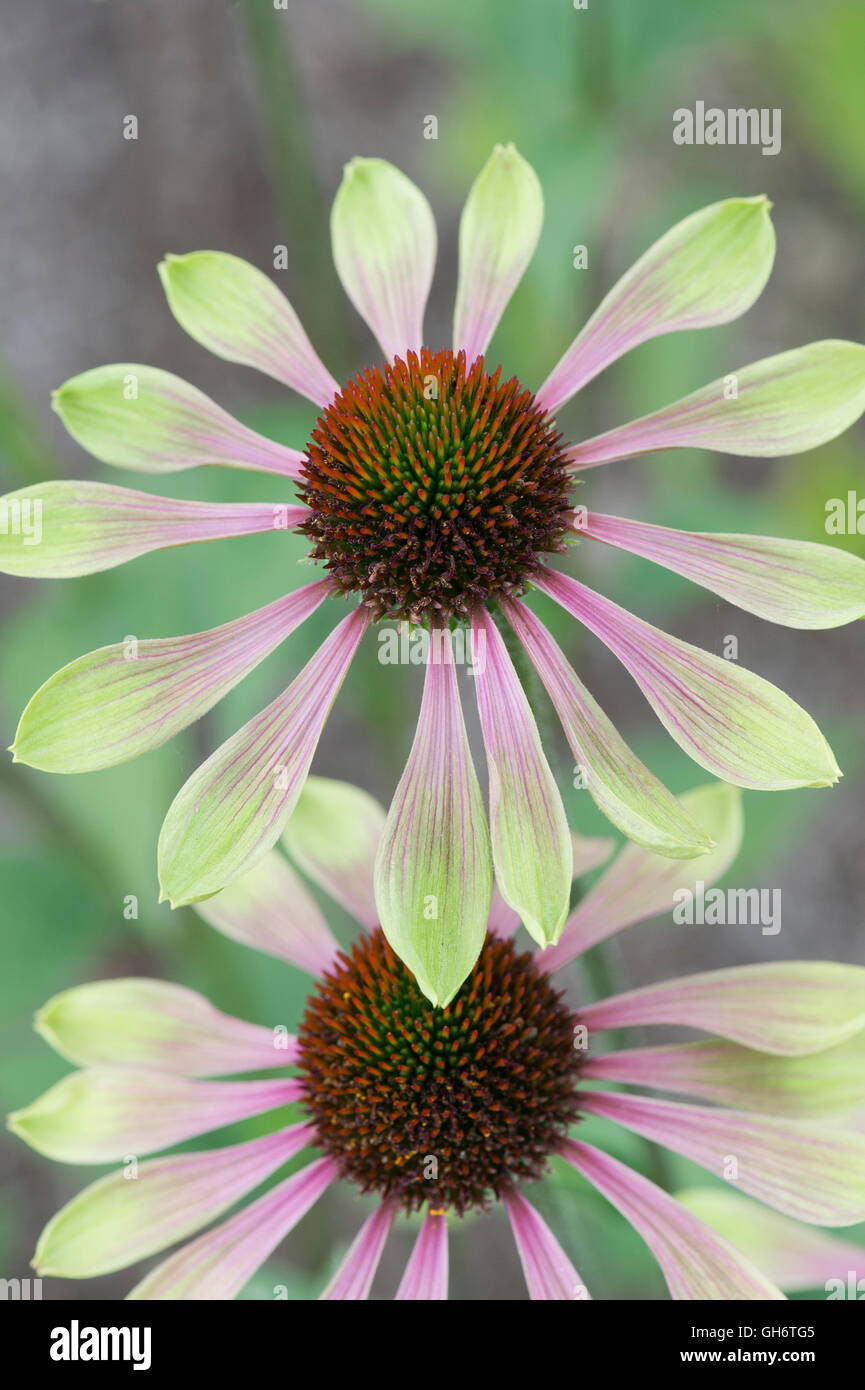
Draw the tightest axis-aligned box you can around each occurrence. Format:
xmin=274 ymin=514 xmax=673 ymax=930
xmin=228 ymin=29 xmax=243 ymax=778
xmin=10 ymin=776 xmax=865 ymax=1301
xmin=4 ymin=146 xmax=865 ymax=1004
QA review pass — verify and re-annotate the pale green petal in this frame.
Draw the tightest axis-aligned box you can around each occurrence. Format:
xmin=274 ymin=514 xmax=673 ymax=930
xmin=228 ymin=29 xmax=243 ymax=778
xmin=283 ymin=775 xmax=386 ymax=930
xmin=568 ymin=341 xmax=865 ymax=467
xmin=540 ymin=783 xmax=742 ymax=971
xmin=453 ymin=143 xmax=543 ymax=362
xmin=539 ymin=195 xmax=776 ymax=413
xmin=158 ymin=252 xmax=339 ymax=405
xmin=157 ymin=609 xmax=367 ymax=907
xmin=581 ymin=513 xmax=865 ymax=629
xmin=34 ymin=978 xmax=286 ymax=1076
xmin=12 ymin=583 xmax=329 ymax=772
xmin=538 ymin=570 xmax=842 ymax=791
xmin=52 ymin=364 xmax=304 ymax=474
xmin=587 ymin=1030 xmax=865 ymax=1116
xmin=472 ymin=607 xmax=571 ymax=947
xmin=331 ymin=157 xmax=436 ymax=360
xmin=374 ymin=635 xmax=492 ymax=1007
xmin=676 ymin=1187 xmax=865 ymax=1293
xmin=8 ymin=1068 xmax=300 ymax=1163
xmin=34 ymin=1127 xmax=311 ymax=1278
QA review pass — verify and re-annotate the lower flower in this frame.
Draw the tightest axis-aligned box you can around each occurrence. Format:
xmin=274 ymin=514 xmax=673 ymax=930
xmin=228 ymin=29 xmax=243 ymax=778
xmin=10 ymin=778 xmax=865 ymax=1300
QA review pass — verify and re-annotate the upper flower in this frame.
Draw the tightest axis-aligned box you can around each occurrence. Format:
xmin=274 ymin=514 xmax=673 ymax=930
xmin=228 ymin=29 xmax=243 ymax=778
xmin=3 ymin=145 xmax=865 ymax=1004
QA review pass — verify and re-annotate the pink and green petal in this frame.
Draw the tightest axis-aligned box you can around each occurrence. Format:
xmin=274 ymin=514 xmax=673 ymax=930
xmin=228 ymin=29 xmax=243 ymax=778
xmin=537 ymin=569 xmax=840 ymax=790
xmin=676 ymin=1187 xmax=865 ymax=1293
xmin=453 ymin=144 xmax=543 ymax=364
xmin=567 ymin=341 xmax=865 ymax=468
xmin=34 ymin=978 xmax=294 ymax=1075
xmin=570 ymin=829 xmax=616 ymax=878
xmin=12 ymin=580 xmax=331 ymax=773
xmin=540 ymin=783 xmax=742 ymax=972
xmin=395 ymin=1211 xmax=448 ymax=1301
xmin=158 ymin=253 xmax=339 ymax=406
xmin=158 ymin=606 xmax=369 ymax=907
xmin=504 ymin=1189 xmax=589 ymax=1300
xmin=8 ymin=1069 xmax=302 ymax=1164
xmin=320 ymin=1202 xmax=397 ymax=1301
xmin=374 ymin=631 xmax=492 ymax=1007
xmin=34 ymin=1124 xmax=313 ymax=1278
xmin=501 ymin=597 xmax=714 ymax=859
xmin=193 ymin=850 xmax=340 ymax=978
xmin=331 ymin=158 xmax=436 ymax=361
xmin=127 ymin=1156 xmax=337 ymax=1300
xmin=579 ymin=960 xmax=865 ymax=1054
xmin=538 ymin=196 xmax=775 ymax=415
xmin=579 ymin=511 xmax=865 ymax=629
xmin=0 ymin=480 xmax=307 ymax=580
xmin=53 ymin=363 xmax=307 ymax=475
xmin=584 ymin=1031 xmax=865 ymax=1118
xmin=581 ymin=1091 xmax=865 ymax=1225
xmin=486 ymin=887 xmax=521 ymax=939
xmin=283 ymin=775 xmax=386 ymax=931
xmin=471 ymin=607 xmax=571 ymax=948
xmin=560 ymin=1140 xmax=785 ymax=1300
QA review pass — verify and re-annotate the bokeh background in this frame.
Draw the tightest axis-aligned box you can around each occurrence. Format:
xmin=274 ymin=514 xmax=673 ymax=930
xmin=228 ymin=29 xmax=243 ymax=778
xmin=1 ymin=0 xmax=864 ymax=1300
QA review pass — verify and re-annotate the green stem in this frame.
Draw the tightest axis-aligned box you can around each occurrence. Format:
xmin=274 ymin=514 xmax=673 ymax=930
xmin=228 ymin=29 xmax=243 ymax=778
xmin=238 ymin=0 xmax=352 ymax=373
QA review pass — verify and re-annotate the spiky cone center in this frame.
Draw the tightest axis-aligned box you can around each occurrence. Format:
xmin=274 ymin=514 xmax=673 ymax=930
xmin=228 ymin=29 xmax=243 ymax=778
xmin=298 ymin=348 xmax=573 ymax=623
xmin=296 ymin=930 xmax=583 ymax=1216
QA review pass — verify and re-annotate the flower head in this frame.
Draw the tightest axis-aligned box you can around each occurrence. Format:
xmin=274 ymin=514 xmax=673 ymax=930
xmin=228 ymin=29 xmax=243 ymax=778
xmin=4 ymin=146 xmax=865 ymax=1003
xmin=11 ymin=778 xmax=865 ymax=1300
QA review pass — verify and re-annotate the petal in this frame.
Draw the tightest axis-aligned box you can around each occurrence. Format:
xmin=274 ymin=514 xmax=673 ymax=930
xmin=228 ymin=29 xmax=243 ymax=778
xmin=453 ymin=144 xmax=543 ymax=364
xmin=158 ymin=606 xmax=369 ymax=907
xmin=0 ymin=480 xmax=307 ymax=580
xmin=158 ymin=254 xmax=339 ymax=406
xmin=374 ymin=630 xmax=492 ymax=1008
xmin=503 ymin=1190 xmax=589 ymax=1300
xmin=579 ymin=511 xmax=865 ymax=629
xmin=570 ymin=829 xmax=616 ymax=878
xmin=320 ymin=1202 xmax=396 ymax=1301
xmin=53 ymin=364 xmax=306 ymax=475
xmin=486 ymin=886 xmax=521 ymax=939
xmin=584 ymin=1031 xmax=865 ymax=1118
xmin=471 ymin=607 xmax=571 ymax=948
xmin=34 ymin=1125 xmax=312 ymax=1278
xmin=578 ymin=960 xmax=865 ymax=1054
xmin=193 ymin=850 xmax=340 ymax=978
xmin=331 ymin=157 xmax=436 ymax=360
xmin=539 ymin=783 xmax=742 ymax=972
xmin=676 ymin=1187 xmax=865 ymax=1293
xmin=538 ymin=196 xmax=775 ymax=414
xmin=501 ymin=597 xmax=714 ymax=858
xmin=566 ymin=341 xmax=865 ymax=467
xmin=581 ymin=1091 xmax=865 ymax=1225
xmin=34 ymin=978 xmax=294 ymax=1075
xmin=395 ymin=1211 xmax=448 ymax=1300
xmin=536 ymin=569 xmax=840 ymax=790
xmin=127 ymin=1156 xmax=337 ymax=1300
xmin=8 ymin=1069 xmax=302 ymax=1163
xmin=283 ymin=775 xmax=386 ymax=931
xmin=12 ymin=580 xmax=331 ymax=773
xmin=560 ymin=1140 xmax=785 ymax=1300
